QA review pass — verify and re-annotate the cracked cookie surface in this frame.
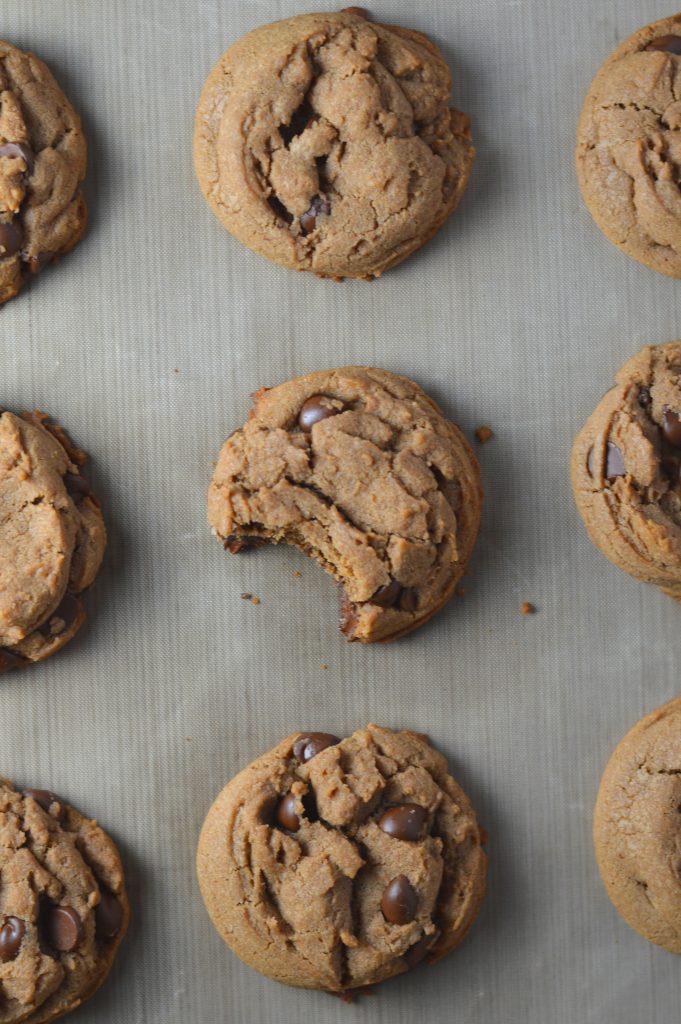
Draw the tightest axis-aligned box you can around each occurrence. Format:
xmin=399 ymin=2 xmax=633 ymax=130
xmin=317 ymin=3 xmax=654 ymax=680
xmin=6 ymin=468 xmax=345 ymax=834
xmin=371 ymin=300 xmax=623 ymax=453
xmin=576 ymin=14 xmax=681 ymax=278
xmin=193 ymin=10 xmax=474 ymax=280
xmin=0 ymin=411 xmax=106 ymax=674
xmin=0 ymin=41 xmax=87 ymax=304
xmin=0 ymin=778 xmax=128 ymax=1022
xmin=571 ymin=342 xmax=681 ymax=601
xmin=197 ymin=725 xmax=486 ymax=992
xmin=594 ymin=697 xmax=681 ymax=953
xmin=207 ymin=366 xmax=482 ymax=643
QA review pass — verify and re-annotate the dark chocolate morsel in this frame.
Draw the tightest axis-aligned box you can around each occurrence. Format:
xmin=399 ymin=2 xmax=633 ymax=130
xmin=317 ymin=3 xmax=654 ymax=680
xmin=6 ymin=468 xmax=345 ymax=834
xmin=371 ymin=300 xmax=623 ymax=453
xmin=646 ymin=34 xmax=681 ymax=53
xmin=225 ymin=535 xmax=263 ymax=554
xmin=292 ymin=732 xmax=341 ymax=762
xmin=0 ymin=917 xmax=25 ymax=961
xmin=398 ymin=587 xmax=418 ymax=613
xmin=662 ymin=409 xmax=681 ymax=448
xmin=638 ymin=387 xmax=652 ymax=408
xmin=370 ymin=580 xmax=402 ymax=608
xmin=378 ymin=804 xmax=427 ymax=841
xmin=95 ymin=889 xmax=124 ymax=941
xmin=275 ymin=793 xmax=300 ymax=832
xmin=41 ymin=905 xmax=83 ymax=952
xmin=381 ymin=875 xmax=417 ymax=925
xmin=0 ymin=220 xmax=23 ymax=258
xmin=0 ymin=142 xmax=34 ymax=174
xmin=298 ymin=395 xmax=343 ymax=432
xmin=402 ymin=931 xmax=437 ymax=968
xmin=605 ymin=442 xmax=625 ymax=480
xmin=23 ymin=789 xmax=65 ymax=821
xmin=300 ymin=195 xmax=330 ymax=234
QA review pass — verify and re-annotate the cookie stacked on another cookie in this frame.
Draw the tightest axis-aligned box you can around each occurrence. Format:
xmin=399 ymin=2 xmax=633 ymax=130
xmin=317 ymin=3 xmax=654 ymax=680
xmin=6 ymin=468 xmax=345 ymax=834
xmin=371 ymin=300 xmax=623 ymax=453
xmin=0 ymin=411 xmax=106 ymax=673
xmin=208 ymin=367 xmax=482 ymax=642
xmin=571 ymin=343 xmax=681 ymax=601
xmin=594 ymin=698 xmax=681 ymax=953
xmin=194 ymin=9 xmax=474 ymax=280
xmin=0 ymin=780 xmax=128 ymax=1023
xmin=197 ymin=725 xmax=486 ymax=992
xmin=0 ymin=41 xmax=87 ymax=304
xmin=577 ymin=14 xmax=681 ymax=278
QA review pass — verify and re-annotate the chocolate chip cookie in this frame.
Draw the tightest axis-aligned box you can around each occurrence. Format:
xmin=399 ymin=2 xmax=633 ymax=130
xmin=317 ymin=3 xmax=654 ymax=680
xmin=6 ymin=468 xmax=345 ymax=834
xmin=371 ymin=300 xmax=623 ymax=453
xmin=208 ymin=367 xmax=482 ymax=643
xmin=0 ymin=411 xmax=106 ymax=673
xmin=0 ymin=778 xmax=128 ymax=1022
xmin=0 ymin=41 xmax=87 ymax=304
xmin=571 ymin=343 xmax=681 ymax=601
xmin=576 ymin=14 xmax=681 ymax=278
xmin=594 ymin=697 xmax=681 ymax=953
xmin=194 ymin=9 xmax=474 ymax=280
xmin=197 ymin=725 xmax=486 ymax=992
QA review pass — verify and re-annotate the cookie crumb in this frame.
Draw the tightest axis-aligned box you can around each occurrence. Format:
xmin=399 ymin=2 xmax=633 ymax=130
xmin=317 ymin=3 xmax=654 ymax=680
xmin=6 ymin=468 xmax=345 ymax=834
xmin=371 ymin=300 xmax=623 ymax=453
xmin=520 ymin=602 xmax=535 ymax=615
xmin=292 ymin=570 xmax=302 ymax=578
xmin=320 ymin=664 xmax=328 ymax=670
xmin=251 ymin=596 xmax=261 ymax=606
xmin=475 ymin=425 xmax=494 ymax=444
xmin=240 ymin=593 xmax=252 ymax=601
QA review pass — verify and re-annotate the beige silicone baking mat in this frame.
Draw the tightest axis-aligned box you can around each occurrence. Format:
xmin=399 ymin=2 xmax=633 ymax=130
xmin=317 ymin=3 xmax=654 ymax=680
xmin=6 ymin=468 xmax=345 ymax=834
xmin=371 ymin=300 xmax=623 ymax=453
xmin=4 ymin=0 xmax=681 ymax=1021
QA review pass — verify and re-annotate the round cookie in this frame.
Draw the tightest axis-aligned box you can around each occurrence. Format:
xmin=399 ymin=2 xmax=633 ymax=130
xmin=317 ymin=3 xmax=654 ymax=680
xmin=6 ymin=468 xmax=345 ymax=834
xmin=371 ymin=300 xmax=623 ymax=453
xmin=0 ymin=778 xmax=129 ymax=1022
xmin=0 ymin=41 xmax=87 ymax=304
xmin=0 ymin=410 xmax=106 ymax=673
xmin=194 ymin=9 xmax=474 ymax=280
xmin=208 ymin=366 xmax=482 ymax=643
xmin=594 ymin=697 xmax=681 ymax=953
xmin=197 ymin=725 xmax=487 ymax=992
xmin=571 ymin=342 xmax=681 ymax=601
xmin=576 ymin=14 xmax=681 ymax=278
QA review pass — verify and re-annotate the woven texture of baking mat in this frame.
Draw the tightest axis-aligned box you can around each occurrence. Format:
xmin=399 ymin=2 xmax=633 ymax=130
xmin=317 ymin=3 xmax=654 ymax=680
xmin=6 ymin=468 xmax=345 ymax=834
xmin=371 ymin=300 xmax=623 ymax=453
xmin=3 ymin=1 xmax=681 ymax=1021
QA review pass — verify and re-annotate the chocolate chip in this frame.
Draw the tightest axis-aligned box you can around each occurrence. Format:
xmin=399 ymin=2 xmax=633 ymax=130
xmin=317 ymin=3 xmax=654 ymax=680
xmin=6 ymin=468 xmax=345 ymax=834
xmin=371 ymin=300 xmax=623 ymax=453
xmin=0 ymin=220 xmax=23 ymax=258
xmin=298 ymin=395 xmax=342 ymax=432
xmin=662 ymin=409 xmax=681 ymax=448
xmin=41 ymin=906 xmax=83 ymax=953
xmin=64 ymin=472 xmax=92 ymax=502
xmin=95 ymin=889 xmax=123 ymax=941
xmin=638 ymin=387 xmax=652 ymax=408
xmin=37 ymin=593 xmax=81 ymax=638
xmin=292 ymin=732 xmax=341 ymax=762
xmin=646 ymin=35 xmax=681 ymax=53
xmin=0 ymin=917 xmax=25 ymax=962
xmin=370 ymin=580 xmax=402 ymax=608
xmin=300 ymin=195 xmax=330 ymax=234
xmin=378 ymin=804 xmax=427 ymax=841
xmin=275 ymin=793 xmax=300 ymax=832
xmin=399 ymin=587 xmax=418 ymax=613
xmin=0 ymin=648 xmax=27 ymax=674
xmin=341 ymin=6 xmax=370 ymax=16
xmin=0 ymin=142 xmax=34 ymax=174
xmin=23 ymin=789 xmax=65 ymax=821
xmin=339 ymin=595 xmax=358 ymax=639
xmin=225 ymin=535 xmax=262 ymax=554
xmin=381 ymin=875 xmax=417 ymax=925
xmin=605 ymin=442 xmax=625 ymax=480
xmin=402 ymin=931 xmax=437 ymax=968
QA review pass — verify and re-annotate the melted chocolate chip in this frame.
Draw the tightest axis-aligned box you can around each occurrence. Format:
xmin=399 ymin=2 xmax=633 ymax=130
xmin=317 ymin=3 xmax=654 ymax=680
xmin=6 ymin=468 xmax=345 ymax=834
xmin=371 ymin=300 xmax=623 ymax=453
xmin=399 ymin=587 xmax=418 ymax=613
xmin=638 ymin=387 xmax=652 ymax=408
xmin=646 ymin=34 xmax=681 ymax=53
xmin=0 ymin=220 xmax=23 ymax=257
xmin=298 ymin=395 xmax=343 ymax=432
xmin=605 ymin=442 xmax=625 ymax=480
xmin=0 ymin=142 xmax=34 ymax=174
xmin=95 ymin=889 xmax=124 ymax=941
xmin=0 ymin=917 xmax=25 ymax=962
xmin=378 ymin=804 xmax=427 ymax=841
xmin=662 ymin=409 xmax=681 ymax=448
xmin=300 ymin=195 xmax=330 ymax=234
xmin=41 ymin=906 xmax=83 ymax=953
xmin=370 ymin=580 xmax=402 ymax=608
xmin=0 ymin=648 xmax=27 ymax=674
xmin=402 ymin=931 xmax=437 ymax=968
xmin=381 ymin=875 xmax=417 ymax=925
xmin=275 ymin=793 xmax=300 ymax=832
xmin=292 ymin=732 xmax=341 ymax=762
xmin=23 ymin=789 xmax=65 ymax=821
